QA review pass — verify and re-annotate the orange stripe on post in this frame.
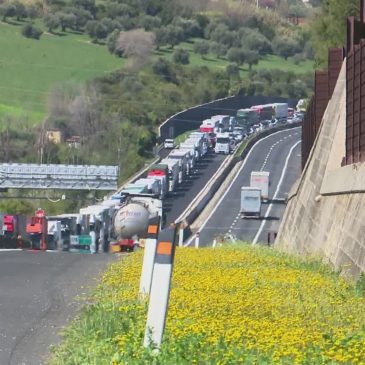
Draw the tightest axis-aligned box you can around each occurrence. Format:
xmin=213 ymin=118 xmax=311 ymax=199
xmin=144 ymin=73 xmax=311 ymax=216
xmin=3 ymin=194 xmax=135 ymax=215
xmin=148 ymin=225 xmax=158 ymax=234
xmin=157 ymin=241 xmax=172 ymax=255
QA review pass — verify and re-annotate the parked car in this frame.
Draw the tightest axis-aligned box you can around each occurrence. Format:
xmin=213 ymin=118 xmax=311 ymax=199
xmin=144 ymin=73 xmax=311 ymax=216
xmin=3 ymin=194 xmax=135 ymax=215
xmin=164 ymin=138 xmax=176 ymax=149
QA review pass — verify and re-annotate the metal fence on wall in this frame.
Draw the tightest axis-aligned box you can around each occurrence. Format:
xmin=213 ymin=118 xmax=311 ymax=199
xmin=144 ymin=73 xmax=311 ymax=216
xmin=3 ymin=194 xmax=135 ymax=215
xmin=346 ymin=7 xmax=365 ymax=164
xmin=301 ymin=48 xmax=344 ymax=169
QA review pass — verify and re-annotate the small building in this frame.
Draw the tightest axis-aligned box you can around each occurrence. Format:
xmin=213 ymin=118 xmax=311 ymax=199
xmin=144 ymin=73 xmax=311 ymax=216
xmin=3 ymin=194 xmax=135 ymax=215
xmin=66 ymin=136 xmax=81 ymax=149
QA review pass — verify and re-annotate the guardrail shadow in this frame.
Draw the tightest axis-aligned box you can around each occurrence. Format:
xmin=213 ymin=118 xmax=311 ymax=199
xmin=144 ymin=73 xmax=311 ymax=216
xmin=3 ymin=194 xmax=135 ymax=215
xmin=264 ymin=198 xmax=287 ymax=205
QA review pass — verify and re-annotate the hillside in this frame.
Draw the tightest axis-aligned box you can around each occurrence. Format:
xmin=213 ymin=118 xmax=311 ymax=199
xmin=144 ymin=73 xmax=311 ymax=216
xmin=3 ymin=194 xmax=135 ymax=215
xmin=0 ymin=21 xmax=122 ymax=123
xmin=0 ymin=0 xmax=314 ymax=124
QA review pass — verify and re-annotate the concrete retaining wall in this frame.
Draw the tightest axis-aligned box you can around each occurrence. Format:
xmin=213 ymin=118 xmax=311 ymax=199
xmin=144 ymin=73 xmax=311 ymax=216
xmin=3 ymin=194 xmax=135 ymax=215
xmin=276 ymin=61 xmax=365 ymax=279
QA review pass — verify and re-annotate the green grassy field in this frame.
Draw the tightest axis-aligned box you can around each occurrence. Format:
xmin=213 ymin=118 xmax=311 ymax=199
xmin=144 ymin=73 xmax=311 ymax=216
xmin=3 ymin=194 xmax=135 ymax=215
xmin=0 ymin=21 xmax=123 ymax=124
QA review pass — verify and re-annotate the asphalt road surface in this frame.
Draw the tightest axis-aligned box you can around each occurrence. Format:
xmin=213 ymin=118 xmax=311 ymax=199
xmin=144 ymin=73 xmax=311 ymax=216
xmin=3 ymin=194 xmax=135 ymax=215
xmin=0 ymin=251 xmax=117 ymax=365
xmin=194 ymin=128 xmax=301 ymax=246
xmin=158 ymin=147 xmax=228 ymax=224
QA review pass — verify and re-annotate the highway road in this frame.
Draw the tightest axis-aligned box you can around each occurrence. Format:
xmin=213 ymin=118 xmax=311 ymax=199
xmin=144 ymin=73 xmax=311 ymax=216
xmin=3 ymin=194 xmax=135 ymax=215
xmin=0 ymin=251 xmax=116 ymax=365
xmin=157 ymin=148 xmax=228 ymax=224
xmin=191 ymin=128 xmax=301 ymax=247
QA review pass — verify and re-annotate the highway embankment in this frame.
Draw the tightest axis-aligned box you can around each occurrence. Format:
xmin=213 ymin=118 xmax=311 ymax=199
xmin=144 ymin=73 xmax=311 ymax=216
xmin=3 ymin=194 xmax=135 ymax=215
xmin=50 ymin=245 xmax=365 ymax=365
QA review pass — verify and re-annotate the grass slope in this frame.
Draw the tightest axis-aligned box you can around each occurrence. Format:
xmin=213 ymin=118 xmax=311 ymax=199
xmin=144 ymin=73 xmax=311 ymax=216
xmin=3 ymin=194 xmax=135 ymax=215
xmin=50 ymin=245 xmax=365 ymax=365
xmin=157 ymin=40 xmax=314 ymax=76
xmin=0 ymin=21 xmax=123 ymax=124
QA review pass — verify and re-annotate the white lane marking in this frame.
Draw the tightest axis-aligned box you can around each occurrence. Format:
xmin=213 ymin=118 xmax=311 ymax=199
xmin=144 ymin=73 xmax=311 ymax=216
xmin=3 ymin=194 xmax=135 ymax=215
xmin=252 ymin=140 xmax=301 ymax=245
xmin=184 ymin=127 xmax=301 ymax=247
xmin=0 ymin=249 xmax=22 ymax=252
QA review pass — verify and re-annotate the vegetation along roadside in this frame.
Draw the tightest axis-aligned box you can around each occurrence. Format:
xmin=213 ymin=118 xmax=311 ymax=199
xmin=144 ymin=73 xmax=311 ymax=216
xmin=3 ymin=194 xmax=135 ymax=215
xmin=50 ymin=245 xmax=365 ymax=365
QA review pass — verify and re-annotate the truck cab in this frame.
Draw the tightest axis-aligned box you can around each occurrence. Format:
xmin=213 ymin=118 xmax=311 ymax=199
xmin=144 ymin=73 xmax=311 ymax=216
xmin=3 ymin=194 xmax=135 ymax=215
xmin=215 ymin=133 xmax=231 ymax=154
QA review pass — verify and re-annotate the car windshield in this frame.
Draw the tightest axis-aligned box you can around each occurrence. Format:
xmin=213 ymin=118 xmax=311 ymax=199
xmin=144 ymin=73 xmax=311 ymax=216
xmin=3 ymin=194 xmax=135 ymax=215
xmin=217 ymin=138 xmax=230 ymax=143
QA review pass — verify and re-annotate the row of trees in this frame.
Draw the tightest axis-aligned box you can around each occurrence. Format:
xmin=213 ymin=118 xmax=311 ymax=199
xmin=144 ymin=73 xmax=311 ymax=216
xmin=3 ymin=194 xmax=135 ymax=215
xmin=0 ymin=0 xmax=313 ymax=65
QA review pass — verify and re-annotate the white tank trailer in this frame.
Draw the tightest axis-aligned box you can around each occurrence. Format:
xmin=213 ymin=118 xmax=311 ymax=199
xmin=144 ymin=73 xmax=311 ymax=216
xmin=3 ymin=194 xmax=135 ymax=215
xmin=113 ymin=196 xmax=163 ymax=239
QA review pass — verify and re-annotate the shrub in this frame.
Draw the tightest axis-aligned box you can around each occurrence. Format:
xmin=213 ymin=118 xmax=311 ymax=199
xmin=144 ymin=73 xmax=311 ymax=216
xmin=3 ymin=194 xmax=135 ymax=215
xmin=172 ymin=49 xmax=189 ymax=65
xmin=21 ymin=23 xmax=42 ymax=39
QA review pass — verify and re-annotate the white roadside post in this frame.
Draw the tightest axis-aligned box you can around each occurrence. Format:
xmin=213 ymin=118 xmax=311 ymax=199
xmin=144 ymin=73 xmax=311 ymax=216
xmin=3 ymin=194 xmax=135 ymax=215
xmin=143 ymin=227 xmax=176 ymax=349
xmin=139 ymin=216 xmax=160 ymax=298
xmin=195 ymin=231 xmax=200 ymax=248
xmin=178 ymin=221 xmax=185 ymax=247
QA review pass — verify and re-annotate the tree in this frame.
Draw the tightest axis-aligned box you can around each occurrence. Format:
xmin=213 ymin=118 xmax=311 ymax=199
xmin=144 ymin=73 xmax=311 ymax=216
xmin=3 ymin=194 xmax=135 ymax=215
xmin=140 ymin=14 xmax=161 ymax=31
xmin=0 ymin=3 xmax=16 ymax=22
xmin=210 ymin=23 xmax=238 ymax=48
xmin=71 ymin=0 xmax=96 ymax=15
xmin=154 ymin=27 xmax=167 ymax=49
xmin=246 ymin=50 xmax=260 ymax=70
xmin=210 ymin=41 xmax=227 ymax=59
xmin=164 ymin=25 xmax=184 ymax=49
xmin=13 ymin=1 xmax=27 ymax=21
xmin=272 ymin=37 xmax=301 ymax=60
xmin=227 ymin=47 xmax=246 ymax=66
xmin=107 ymin=29 xmax=123 ymax=56
xmin=193 ymin=40 xmax=210 ymax=59
xmin=68 ymin=7 xmax=93 ymax=31
xmin=0 ymin=200 xmax=34 ymax=215
xmin=173 ymin=49 xmax=189 ymax=64
xmin=311 ymin=0 xmax=358 ymax=66
xmin=240 ymin=28 xmax=272 ymax=56
xmin=44 ymin=14 xmax=60 ymax=33
xmin=226 ymin=63 xmax=240 ymax=78
xmin=57 ymin=12 xmax=77 ymax=32
xmin=21 ymin=23 xmax=42 ymax=39
xmin=116 ymin=29 xmax=155 ymax=68
xmin=26 ymin=3 xmax=40 ymax=20
xmin=85 ymin=20 xmax=108 ymax=42
xmin=152 ymin=58 xmax=175 ymax=82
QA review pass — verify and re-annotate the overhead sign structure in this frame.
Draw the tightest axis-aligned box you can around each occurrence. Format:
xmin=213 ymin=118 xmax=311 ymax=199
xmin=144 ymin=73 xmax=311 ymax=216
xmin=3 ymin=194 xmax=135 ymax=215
xmin=0 ymin=163 xmax=119 ymax=190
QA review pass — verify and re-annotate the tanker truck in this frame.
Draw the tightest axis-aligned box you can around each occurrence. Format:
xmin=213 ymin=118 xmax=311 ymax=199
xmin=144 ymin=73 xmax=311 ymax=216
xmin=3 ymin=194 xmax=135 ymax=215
xmin=110 ymin=193 xmax=164 ymax=252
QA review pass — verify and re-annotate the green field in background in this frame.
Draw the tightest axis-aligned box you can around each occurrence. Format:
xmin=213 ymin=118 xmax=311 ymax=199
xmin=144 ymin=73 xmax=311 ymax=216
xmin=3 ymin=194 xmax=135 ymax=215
xmin=0 ymin=21 xmax=123 ymax=124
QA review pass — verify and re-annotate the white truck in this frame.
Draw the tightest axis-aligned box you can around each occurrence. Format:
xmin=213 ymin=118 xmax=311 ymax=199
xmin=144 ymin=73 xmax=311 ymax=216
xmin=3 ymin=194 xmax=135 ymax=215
xmin=47 ymin=220 xmax=62 ymax=250
xmin=179 ymin=145 xmax=196 ymax=169
xmin=181 ymin=140 xmax=200 ymax=160
xmin=272 ymin=103 xmax=288 ymax=121
xmin=79 ymin=204 xmax=113 ymax=252
xmin=167 ymin=149 xmax=191 ymax=176
xmin=240 ymin=187 xmax=261 ymax=218
xmin=160 ymin=158 xmax=181 ymax=190
xmin=134 ymin=177 xmax=162 ymax=197
xmin=187 ymin=133 xmax=209 ymax=155
xmin=250 ymin=171 xmax=270 ymax=201
xmin=210 ymin=115 xmax=230 ymax=132
xmin=215 ymin=132 xmax=231 ymax=154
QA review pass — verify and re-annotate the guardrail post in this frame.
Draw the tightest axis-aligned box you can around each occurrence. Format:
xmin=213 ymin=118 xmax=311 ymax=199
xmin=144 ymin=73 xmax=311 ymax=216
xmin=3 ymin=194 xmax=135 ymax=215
xmin=139 ymin=216 xmax=160 ymax=298
xmin=143 ymin=226 xmax=176 ymax=349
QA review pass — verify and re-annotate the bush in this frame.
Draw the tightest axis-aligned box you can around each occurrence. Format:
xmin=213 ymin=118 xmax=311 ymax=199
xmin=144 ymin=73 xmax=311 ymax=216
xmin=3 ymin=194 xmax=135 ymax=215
xmin=193 ymin=40 xmax=210 ymax=58
xmin=21 ymin=23 xmax=42 ymax=39
xmin=172 ymin=49 xmax=189 ymax=65
xmin=226 ymin=63 xmax=239 ymax=78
